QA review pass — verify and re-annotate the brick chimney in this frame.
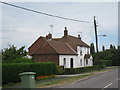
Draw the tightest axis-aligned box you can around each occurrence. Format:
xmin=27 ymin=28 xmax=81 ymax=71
xmin=46 ymin=33 xmax=52 ymax=40
xmin=48 ymin=33 xmax=52 ymax=39
xmin=64 ymin=27 xmax=68 ymax=36
xmin=46 ymin=35 xmax=49 ymax=40
xmin=78 ymin=34 xmax=81 ymax=39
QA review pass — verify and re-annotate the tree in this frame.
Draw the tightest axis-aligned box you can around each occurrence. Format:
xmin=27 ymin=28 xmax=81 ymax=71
xmin=113 ymin=45 xmax=116 ymax=49
xmin=2 ymin=45 xmax=27 ymax=60
xmin=102 ymin=46 xmax=105 ymax=51
xmin=110 ymin=44 xmax=113 ymax=49
xmin=118 ymin=46 xmax=120 ymax=49
xmin=93 ymin=49 xmax=120 ymax=66
xmin=90 ymin=43 xmax=95 ymax=55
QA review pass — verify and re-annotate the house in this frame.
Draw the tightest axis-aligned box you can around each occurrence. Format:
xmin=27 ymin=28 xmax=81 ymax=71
xmin=28 ymin=27 xmax=93 ymax=68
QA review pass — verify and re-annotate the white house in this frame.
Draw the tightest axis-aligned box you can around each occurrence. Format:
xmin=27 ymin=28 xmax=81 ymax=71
xmin=29 ymin=27 xmax=93 ymax=68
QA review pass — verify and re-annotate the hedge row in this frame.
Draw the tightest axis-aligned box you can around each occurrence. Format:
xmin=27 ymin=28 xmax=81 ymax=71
xmin=2 ymin=62 xmax=56 ymax=84
xmin=56 ymin=66 xmax=64 ymax=75
xmin=99 ymin=60 xmax=112 ymax=66
xmin=2 ymin=58 xmax=33 ymax=63
xmin=64 ymin=65 xmax=106 ymax=74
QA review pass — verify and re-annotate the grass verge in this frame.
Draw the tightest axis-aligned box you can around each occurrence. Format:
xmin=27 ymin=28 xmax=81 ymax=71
xmin=36 ymin=68 xmax=113 ymax=88
xmin=36 ymin=73 xmax=94 ymax=88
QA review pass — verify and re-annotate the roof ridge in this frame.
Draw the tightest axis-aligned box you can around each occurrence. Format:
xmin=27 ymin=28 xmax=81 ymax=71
xmin=47 ymin=40 xmax=59 ymax=54
xmin=69 ymin=35 xmax=90 ymax=47
xmin=66 ymin=43 xmax=77 ymax=54
xmin=33 ymin=37 xmax=46 ymax=54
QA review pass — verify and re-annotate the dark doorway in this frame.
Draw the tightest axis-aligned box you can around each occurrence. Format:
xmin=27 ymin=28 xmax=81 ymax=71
xmin=70 ymin=58 xmax=73 ymax=68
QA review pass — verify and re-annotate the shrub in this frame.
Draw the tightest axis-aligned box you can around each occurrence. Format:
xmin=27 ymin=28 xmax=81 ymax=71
xmin=64 ymin=65 xmax=106 ymax=74
xmin=99 ymin=60 xmax=112 ymax=66
xmin=56 ymin=66 xmax=65 ymax=75
xmin=2 ymin=57 xmax=33 ymax=63
xmin=2 ymin=62 xmax=56 ymax=84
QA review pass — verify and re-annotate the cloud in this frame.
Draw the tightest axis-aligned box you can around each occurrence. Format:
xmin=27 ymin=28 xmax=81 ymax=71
xmin=1 ymin=2 xmax=118 ymax=50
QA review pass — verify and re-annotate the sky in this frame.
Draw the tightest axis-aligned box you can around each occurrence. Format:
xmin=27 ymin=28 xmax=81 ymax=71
xmin=1 ymin=2 xmax=118 ymax=51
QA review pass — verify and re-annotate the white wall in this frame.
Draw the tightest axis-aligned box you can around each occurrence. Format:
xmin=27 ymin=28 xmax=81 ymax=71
xmin=59 ymin=46 xmax=93 ymax=68
xmin=77 ymin=46 xmax=93 ymax=67
xmin=59 ymin=55 xmax=77 ymax=68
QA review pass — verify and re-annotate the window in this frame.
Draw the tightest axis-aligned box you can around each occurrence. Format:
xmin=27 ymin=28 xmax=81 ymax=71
xmin=80 ymin=50 xmax=82 ymax=56
xmin=63 ymin=58 xmax=66 ymax=67
xmin=80 ymin=59 xmax=82 ymax=66
xmin=86 ymin=59 xmax=88 ymax=65
xmin=70 ymin=58 xmax=73 ymax=68
xmin=87 ymin=48 xmax=89 ymax=54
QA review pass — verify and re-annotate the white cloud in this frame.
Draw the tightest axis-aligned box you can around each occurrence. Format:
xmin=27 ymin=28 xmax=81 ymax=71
xmin=1 ymin=2 xmax=118 ymax=50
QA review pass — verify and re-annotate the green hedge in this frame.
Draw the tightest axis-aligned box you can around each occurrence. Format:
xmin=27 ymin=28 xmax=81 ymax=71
xmin=2 ymin=58 xmax=33 ymax=63
xmin=2 ymin=62 xmax=56 ymax=84
xmin=99 ymin=60 xmax=112 ymax=66
xmin=56 ymin=66 xmax=65 ymax=75
xmin=64 ymin=65 xmax=106 ymax=74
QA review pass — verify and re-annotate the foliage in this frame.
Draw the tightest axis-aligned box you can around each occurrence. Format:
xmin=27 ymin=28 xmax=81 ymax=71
xmin=99 ymin=60 xmax=112 ymax=66
xmin=93 ymin=49 xmax=120 ymax=66
xmin=2 ymin=57 xmax=33 ymax=63
xmin=56 ymin=66 xmax=65 ymax=75
xmin=2 ymin=45 xmax=27 ymax=61
xmin=109 ymin=44 xmax=116 ymax=49
xmin=111 ymin=50 xmax=120 ymax=66
xmin=2 ymin=62 xmax=56 ymax=84
xmin=102 ymin=46 xmax=105 ymax=51
xmin=90 ymin=43 xmax=95 ymax=55
xmin=64 ymin=65 xmax=105 ymax=74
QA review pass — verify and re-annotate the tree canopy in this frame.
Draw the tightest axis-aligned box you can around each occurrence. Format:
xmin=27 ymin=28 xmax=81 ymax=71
xmin=90 ymin=43 xmax=95 ymax=55
xmin=2 ymin=45 xmax=27 ymax=60
xmin=93 ymin=49 xmax=120 ymax=66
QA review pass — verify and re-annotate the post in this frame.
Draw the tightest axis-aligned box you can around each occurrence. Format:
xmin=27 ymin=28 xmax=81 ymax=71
xmin=94 ymin=16 xmax=99 ymax=53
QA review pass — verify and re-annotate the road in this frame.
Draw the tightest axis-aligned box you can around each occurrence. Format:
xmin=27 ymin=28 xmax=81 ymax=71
xmin=54 ymin=67 xmax=119 ymax=89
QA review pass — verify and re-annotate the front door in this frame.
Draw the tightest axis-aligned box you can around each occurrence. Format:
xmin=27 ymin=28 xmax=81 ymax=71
xmin=70 ymin=58 xmax=73 ymax=68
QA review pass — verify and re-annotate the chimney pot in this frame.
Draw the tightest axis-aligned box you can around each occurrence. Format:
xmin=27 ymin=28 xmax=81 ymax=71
xmin=78 ymin=34 xmax=81 ymax=39
xmin=64 ymin=27 xmax=68 ymax=36
xmin=46 ymin=35 xmax=49 ymax=40
xmin=48 ymin=33 xmax=52 ymax=39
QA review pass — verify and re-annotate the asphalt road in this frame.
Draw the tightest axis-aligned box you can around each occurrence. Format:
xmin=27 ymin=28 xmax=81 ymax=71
xmin=55 ymin=67 xmax=119 ymax=89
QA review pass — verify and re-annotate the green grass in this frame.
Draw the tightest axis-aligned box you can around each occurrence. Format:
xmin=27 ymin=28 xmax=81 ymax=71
xmin=3 ymin=82 xmax=20 ymax=88
xmin=36 ymin=73 xmax=94 ymax=88
xmin=3 ymin=67 xmax=113 ymax=88
xmin=36 ymin=68 xmax=114 ymax=88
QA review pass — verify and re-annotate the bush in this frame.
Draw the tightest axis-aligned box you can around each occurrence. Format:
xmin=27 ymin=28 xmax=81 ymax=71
xmin=64 ymin=65 xmax=106 ymax=74
xmin=56 ymin=66 xmax=65 ymax=75
xmin=99 ymin=60 xmax=112 ymax=66
xmin=2 ymin=57 xmax=33 ymax=63
xmin=93 ymin=49 xmax=120 ymax=66
xmin=2 ymin=62 xmax=56 ymax=84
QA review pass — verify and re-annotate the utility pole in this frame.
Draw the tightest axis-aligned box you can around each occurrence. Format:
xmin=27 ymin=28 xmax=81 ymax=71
xmin=94 ymin=16 xmax=99 ymax=53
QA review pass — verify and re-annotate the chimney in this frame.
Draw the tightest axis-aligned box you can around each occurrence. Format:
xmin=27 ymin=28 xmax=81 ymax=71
xmin=48 ymin=33 xmax=52 ymax=39
xmin=78 ymin=34 xmax=81 ymax=39
xmin=64 ymin=27 xmax=68 ymax=36
xmin=46 ymin=35 xmax=49 ymax=40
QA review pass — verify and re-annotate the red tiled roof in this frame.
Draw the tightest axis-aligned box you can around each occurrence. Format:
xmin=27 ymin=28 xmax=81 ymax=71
xmin=48 ymin=40 xmax=77 ymax=55
xmin=29 ymin=33 xmax=90 ymax=55
xmin=28 ymin=36 xmax=46 ymax=55
xmin=58 ymin=35 xmax=89 ymax=51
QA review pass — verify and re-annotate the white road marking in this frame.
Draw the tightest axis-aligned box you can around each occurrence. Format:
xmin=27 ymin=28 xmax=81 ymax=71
xmin=117 ymin=78 xmax=120 ymax=81
xmin=101 ymin=83 xmax=112 ymax=90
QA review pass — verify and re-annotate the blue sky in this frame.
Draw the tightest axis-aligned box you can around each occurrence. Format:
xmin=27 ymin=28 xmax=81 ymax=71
xmin=1 ymin=2 xmax=118 ymax=51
